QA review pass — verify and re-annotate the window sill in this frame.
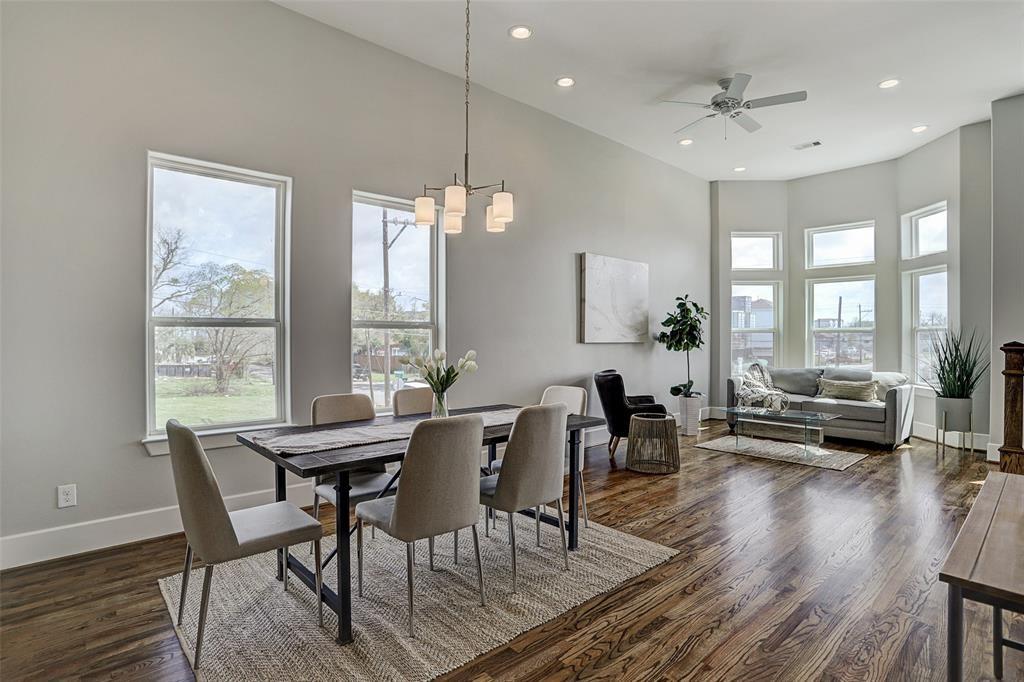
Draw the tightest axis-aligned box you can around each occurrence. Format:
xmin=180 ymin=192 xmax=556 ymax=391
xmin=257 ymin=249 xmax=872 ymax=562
xmin=142 ymin=422 xmax=294 ymax=457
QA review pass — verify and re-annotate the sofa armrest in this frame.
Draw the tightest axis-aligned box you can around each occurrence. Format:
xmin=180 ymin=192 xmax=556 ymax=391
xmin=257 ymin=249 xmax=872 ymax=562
xmin=884 ymin=384 xmax=915 ymax=446
xmin=726 ymin=376 xmax=744 ymax=428
xmin=627 ymin=394 xmax=657 ymax=405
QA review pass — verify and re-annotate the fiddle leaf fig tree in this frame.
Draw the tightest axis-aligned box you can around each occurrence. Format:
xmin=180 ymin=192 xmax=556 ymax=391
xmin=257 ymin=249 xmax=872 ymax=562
xmin=657 ymin=295 xmax=709 ymax=397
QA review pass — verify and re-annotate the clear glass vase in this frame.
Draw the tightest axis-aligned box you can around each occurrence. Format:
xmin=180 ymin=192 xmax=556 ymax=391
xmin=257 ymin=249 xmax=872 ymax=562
xmin=431 ymin=392 xmax=449 ymax=418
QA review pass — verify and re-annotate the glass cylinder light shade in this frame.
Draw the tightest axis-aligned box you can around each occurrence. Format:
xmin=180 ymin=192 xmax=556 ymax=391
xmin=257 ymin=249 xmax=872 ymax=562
xmin=443 ymin=212 xmax=463 ymax=235
xmin=414 ymin=196 xmax=435 ymax=226
xmin=444 ymin=185 xmax=466 ymax=217
xmin=485 ymin=204 xmax=505 ymax=233
xmin=492 ymin=191 xmax=513 ymax=223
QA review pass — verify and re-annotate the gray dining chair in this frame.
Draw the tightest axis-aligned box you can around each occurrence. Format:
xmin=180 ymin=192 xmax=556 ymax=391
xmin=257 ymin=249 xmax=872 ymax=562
xmin=479 ymin=403 xmax=570 ymax=593
xmin=167 ymin=420 xmax=323 ymax=671
xmin=491 ymin=386 xmax=590 ymax=528
xmin=393 ymin=385 xmax=433 ymax=416
xmin=354 ymin=414 xmax=485 ymax=638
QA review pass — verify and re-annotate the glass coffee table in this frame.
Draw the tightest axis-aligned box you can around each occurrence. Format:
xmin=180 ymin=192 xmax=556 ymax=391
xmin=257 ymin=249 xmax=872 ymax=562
xmin=722 ymin=406 xmax=841 ymax=455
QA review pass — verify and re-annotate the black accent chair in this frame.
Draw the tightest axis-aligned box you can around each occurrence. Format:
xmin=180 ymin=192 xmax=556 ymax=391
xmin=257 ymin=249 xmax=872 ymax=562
xmin=593 ymin=369 xmax=668 ymax=460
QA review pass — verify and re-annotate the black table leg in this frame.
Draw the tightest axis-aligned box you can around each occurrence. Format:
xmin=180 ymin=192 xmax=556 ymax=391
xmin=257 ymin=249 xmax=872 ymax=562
xmin=948 ymin=584 xmax=963 ymax=681
xmin=335 ymin=471 xmax=352 ymax=645
xmin=275 ymin=464 xmax=286 ymax=580
xmin=994 ymin=606 xmax=1003 ymax=679
xmin=568 ymin=428 xmax=580 ymax=551
xmin=487 ymin=443 xmax=497 ymax=468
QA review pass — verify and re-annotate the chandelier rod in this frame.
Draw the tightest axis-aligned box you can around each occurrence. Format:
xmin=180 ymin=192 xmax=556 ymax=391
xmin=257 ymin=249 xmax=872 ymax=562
xmin=463 ymin=0 xmax=471 ymax=190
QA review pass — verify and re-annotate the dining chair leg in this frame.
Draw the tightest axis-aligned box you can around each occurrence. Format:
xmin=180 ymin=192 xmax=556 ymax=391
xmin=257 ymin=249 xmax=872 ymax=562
xmin=471 ymin=524 xmax=485 ymax=606
xmin=314 ymin=538 xmax=324 ymax=627
xmin=556 ymin=498 xmax=569 ymax=571
xmin=177 ymin=544 xmax=193 ymax=626
xmin=282 ymin=546 xmax=289 ymax=591
xmin=356 ymin=520 xmax=364 ymax=597
xmin=580 ymin=479 xmax=590 ymax=528
xmin=535 ymin=505 xmax=542 ymax=547
xmin=428 ymin=536 xmax=435 ymax=571
xmin=309 ymin=492 xmax=319 ymax=555
xmin=193 ymin=564 xmax=214 ymax=671
xmin=509 ymin=517 xmax=518 ymax=594
xmin=453 ymin=529 xmax=459 ymax=565
xmin=371 ymin=525 xmax=375 ymax=540
xmin=484 ymin=506 xmax=490 ymax=537
xmin=508 ymin=512 xmax=513 ymax=546
xmin=405 ymin=543 xmax=416 ymax=638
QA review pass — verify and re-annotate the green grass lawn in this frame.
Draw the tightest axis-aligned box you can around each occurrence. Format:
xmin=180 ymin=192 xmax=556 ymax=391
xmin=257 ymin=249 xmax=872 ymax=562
xmin=155 ymin=377 xmax=277 ymax=427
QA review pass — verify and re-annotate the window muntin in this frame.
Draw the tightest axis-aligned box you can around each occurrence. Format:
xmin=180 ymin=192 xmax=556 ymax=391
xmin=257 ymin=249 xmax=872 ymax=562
xmin=731 ymin=233 xmax=780 ymax=270
xmin=808 ymin=277 xmax=876 ymax=369
xmin=806 ymin=222 xmax=875 ymax=268
xmin=911 ymin=268 xmax=948 ymax=384
xmin=903 ymin=202 xmax=948 ymax=259
xmin=731 ymin=283 xmax=780 ymax=374
xmin=147 ymin=153 xmax=289 ymax=436
xmin=351 ymin=193 xmax=439 ymax=411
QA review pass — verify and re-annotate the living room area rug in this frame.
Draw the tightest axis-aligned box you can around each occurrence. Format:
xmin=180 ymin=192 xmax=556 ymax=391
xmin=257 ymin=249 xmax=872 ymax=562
xmin=158 ymin=509 xmax=677 ymax=681
xmin=696 ymin=435 xmax=869 ymax=471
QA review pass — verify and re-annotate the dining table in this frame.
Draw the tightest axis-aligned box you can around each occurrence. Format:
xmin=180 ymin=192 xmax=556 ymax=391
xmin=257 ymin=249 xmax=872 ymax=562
xmin=237 ymin=403 xmax=606 ymax=645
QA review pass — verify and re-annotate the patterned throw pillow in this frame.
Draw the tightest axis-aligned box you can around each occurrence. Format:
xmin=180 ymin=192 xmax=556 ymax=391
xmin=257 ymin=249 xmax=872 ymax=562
xmin=817 ymin=377 xmax=879 ymax=402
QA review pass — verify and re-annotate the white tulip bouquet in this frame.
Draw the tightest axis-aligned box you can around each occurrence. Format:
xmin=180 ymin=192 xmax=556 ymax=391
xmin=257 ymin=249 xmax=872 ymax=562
xmin=410 ymin=349 xmax=478 ymax=417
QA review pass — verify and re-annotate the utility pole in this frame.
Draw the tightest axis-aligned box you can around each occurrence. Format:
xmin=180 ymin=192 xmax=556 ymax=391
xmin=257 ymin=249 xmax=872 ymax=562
xmin=836 ymin=295 xmax=843 ymax=366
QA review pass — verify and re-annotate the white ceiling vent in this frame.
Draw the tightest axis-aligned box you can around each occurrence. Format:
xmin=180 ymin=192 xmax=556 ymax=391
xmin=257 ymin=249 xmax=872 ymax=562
xmin=792 ymin=140 xmax=823 ymax=150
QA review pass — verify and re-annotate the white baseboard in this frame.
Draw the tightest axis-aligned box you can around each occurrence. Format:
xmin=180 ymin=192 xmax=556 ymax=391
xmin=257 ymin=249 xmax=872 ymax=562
xmin=911 ymin=421 xmax=993 ymax=459
xmin=987 ymin=441 xmax=1002 ymax=462
xmin=0 ymin=481 xmax=313 ymax=571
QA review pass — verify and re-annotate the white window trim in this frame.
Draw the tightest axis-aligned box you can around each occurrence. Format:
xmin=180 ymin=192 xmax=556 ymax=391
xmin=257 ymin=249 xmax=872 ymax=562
xmin=805 ymin=274 xmax=877 ymax=369
xmin=804 ymin=220 xmax=876 ymax=270
xmin=730 ymin=231 xmax=783 ymax=272
xmin=144 ymin=151 xmax=292 ymax=443
xmin=730 ymin=280 xmax=783 ymax=371
xmin=351 ymin=191 xmax=446 ymax=415
xmin=901 ymin=265 xmax=949 ymax=388
xmin=901 ymin=200 xmax=948 ymax=261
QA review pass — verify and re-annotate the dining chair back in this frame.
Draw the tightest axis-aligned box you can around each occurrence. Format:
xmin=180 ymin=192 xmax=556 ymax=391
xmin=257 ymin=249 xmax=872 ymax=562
xmin=393 ymin=386 xmax=433 ymax=417
xmin=491 ymin=403 xmax=568 ymax=513
xmin=312 ymin=393 xmax=375 ymax=424
xmin=540 ymin=385 xmax=587 ymax=462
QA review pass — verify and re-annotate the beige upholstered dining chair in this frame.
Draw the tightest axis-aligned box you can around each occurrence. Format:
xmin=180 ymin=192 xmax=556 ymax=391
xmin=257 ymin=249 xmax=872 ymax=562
xmin=393 ymin=385 xmax=433 ymax=416
xmin=355 ymin=414 xmax=486 ymax=637
xmin=479 ymin=403 xmax=570 ymax=593
xmin=491 ymin=386 xmax=590 ymax=527
xmin=167 ymin=420 xmax=323 ymax=671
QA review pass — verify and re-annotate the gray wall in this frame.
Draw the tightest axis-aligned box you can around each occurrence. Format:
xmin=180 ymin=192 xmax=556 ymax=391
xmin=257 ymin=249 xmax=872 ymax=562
xmin=0 ymin=1 xmax=709 ymax=548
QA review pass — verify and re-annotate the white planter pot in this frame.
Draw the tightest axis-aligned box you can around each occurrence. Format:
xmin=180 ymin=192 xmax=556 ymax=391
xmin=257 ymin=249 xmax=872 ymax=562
xmin=936 ymin=397 xmax=973 ymax=433
xmin=678 ymin=395 xmax=702 ymax=436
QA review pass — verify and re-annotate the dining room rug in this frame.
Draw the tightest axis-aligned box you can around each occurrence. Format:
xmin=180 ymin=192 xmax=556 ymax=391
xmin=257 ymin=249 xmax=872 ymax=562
xmin=696 ymin=435 xmax=869 ymax=471
xmin=158 ymin=509 xmax=676 ymax=681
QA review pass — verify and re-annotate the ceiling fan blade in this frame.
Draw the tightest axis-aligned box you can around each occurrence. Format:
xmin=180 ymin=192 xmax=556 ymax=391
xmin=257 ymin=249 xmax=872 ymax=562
xmin=731 ymin=111 xmax=762 ymax=133
xmin=673 ymin=113 xmax=717 ymax=135
xmin=661 ymin=100 xmax=711 ymax=108
xmin=725 ymin=73 xmax=752 ymax=100
xmin=745 ymin=90 xmax=808 ymax=109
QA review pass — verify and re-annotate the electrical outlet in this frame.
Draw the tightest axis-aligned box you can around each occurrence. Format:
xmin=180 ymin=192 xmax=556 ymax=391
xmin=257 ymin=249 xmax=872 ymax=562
xmin=57 ymin=484 xmax=77 ymax=508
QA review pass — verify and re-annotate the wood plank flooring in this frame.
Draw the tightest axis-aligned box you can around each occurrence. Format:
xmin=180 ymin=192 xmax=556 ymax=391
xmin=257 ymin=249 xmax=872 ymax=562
xmin=2 ymin=423 xmax=1022 ymax=680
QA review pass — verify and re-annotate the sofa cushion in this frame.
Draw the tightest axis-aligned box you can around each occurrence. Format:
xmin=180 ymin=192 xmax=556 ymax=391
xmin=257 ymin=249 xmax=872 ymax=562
xmin=871 ymin=371 xmax=909 ymax=400
xmin=822 ymin=367 xmax=873 ymax=383
xmin=803 ymin=397 xmax=887 ymax=423
xmin=769 ymin=368 xmax=823 ymax=396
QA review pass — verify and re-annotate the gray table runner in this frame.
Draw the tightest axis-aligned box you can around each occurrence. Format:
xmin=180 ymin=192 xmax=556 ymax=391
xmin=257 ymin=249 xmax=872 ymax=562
xmin=252 ymin=407 xmax=523 ymax=455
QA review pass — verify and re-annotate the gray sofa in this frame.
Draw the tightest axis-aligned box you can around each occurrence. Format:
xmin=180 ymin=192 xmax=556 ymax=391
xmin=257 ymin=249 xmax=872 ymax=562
xmin=727 ymin=367 xmax=915 ymax=448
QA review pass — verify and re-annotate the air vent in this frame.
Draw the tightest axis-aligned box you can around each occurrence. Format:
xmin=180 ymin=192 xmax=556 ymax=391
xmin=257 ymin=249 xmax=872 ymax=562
xmin=792 ymin=140 xmax=823 ymax=150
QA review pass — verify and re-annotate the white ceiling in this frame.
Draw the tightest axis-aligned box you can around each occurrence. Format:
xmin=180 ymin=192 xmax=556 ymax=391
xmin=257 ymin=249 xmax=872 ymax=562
xmin=277 ymin=1 xmax=1024 ymax=181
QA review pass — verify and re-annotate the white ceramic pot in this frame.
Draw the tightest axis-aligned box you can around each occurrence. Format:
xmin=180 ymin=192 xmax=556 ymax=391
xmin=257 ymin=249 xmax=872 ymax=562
xmin=678 ymin=395 xmax=702 ymax=436
xmin=936 ymin=396 xmax=973 ymax=433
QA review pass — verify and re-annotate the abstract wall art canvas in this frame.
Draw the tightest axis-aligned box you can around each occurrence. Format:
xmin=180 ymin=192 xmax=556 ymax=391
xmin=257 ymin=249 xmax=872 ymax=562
xmin=579 ymin=253 xmax=649 ymax=343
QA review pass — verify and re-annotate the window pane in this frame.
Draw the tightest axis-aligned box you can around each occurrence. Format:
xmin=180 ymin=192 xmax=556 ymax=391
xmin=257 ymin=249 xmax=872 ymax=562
xmin=351 ymin=327 xmax=431 ymax=410
xmin=915 ymin=210 xmax=947 ymax=256
xmin=811 ymin=279 xmax=875 ymax=329
xmin=810 ymin=225 xmax=874 ymax=267
xmin=916 ymin=330 xmax=942 ymax=384
xmin=153 ymin=326 xmax=278 ymax=427
xmin=731 ymin=284 xmax=776 ymax=330
xmin=731 ymin=235 xmax=775 ymax=269
xmin=916 ymin=270 xmax=948 ymax=327
xmin=812 ymin=331 xmax=874 ymax=369
xmin=731 ymin=332 xmax=775 ymax=374
xmin=151 ymin=167 xmax=277 ymax=318
xmin=352 ymin=201 xmax=431 ymax=323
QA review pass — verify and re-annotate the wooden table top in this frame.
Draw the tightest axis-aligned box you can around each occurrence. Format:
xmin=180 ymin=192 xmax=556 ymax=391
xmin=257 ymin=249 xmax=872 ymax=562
xmin=236 ymin=403 xmax=606 ymax=479
xmin=939 ymin=471 xmax=1024 ymax=605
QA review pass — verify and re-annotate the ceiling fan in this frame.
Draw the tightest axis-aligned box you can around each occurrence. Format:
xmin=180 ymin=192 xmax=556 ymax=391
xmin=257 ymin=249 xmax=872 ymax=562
xmin=664 ymin=73 xmax=807 ymax=137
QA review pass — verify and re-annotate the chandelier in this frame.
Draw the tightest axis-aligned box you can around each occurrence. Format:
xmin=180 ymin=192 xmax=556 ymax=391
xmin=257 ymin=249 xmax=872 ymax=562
xmin=414 ymin=0 xmax=513 ymax=234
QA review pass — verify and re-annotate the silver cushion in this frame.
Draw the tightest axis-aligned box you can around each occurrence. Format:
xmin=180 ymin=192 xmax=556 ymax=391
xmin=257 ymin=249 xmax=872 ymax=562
xmin=354 ymin=496 xmax=395 ymax=529
xmin=230 ymin=502 xmax=322 ymax=558
xmin=315 ymin=472 xmax=397 ymax=506
xmin=489 ymin=458 xmax=504 ymax=473
xmin=803 ymin=397 xmax=887 ymax=423
xmin=769 ymin=368 xmax=823 ymax=396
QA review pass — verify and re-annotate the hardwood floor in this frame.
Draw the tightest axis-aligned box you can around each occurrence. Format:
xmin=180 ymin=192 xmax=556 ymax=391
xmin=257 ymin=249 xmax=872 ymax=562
xmin=2 ymin=424 xmax=1021 ymax=680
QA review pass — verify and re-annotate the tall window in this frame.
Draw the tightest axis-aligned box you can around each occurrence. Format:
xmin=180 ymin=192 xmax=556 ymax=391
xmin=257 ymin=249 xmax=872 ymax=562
xmin=146 ymin=153 xmax=290 ymax=435
xmin=731 ymin=283 xmax=781 ymax=374
xmin=731 ymin=232 xmax=781 ymax=270
xmin=903 ymin=202 xmax=948 ymax=259
xmin=808 ymin=277 xmax=876 ymax=369
xmin=351 ymin=192 xmax=441 ymax=411
xmin=909 ymin=268 xmax=948 ymax=384
xmin=806 ymin=221 xmax=875 ymax=268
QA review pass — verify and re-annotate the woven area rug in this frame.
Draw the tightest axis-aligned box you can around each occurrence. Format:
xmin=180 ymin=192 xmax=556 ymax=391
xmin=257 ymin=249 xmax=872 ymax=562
xmin=696 ymin=435 xmax=868 ymax=471
xmin=158 ymin=509 xmax=676 ymax=680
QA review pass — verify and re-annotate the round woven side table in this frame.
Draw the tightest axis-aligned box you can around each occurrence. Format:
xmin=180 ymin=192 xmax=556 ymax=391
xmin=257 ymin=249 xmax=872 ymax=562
xmin=625 ymin=413 xmax=680 ymax=474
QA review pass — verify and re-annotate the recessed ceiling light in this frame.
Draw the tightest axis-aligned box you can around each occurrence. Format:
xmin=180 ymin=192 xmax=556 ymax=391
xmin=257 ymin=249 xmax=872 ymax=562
xmin=508 ymin=25 xmax=532 ymax=40
xmin=678 ymin=138 xmax=694 ymax=146
xmin=555 ymin=76 xmax=575 ymax=88
xmin=733 ymin=166 xmax=747 ymax=173
xmin=878 ymin=78 xmax=900 ymax=89
xmin=912 ymin=125 xmax=928 ymax=133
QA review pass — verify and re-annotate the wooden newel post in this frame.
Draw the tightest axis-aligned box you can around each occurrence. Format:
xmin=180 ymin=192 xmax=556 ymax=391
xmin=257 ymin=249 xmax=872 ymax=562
xmin=999 ymin=341 xmax=1024 ymax=474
